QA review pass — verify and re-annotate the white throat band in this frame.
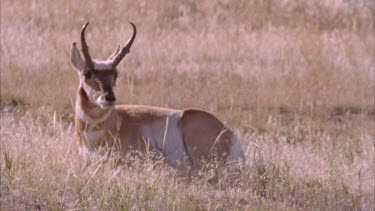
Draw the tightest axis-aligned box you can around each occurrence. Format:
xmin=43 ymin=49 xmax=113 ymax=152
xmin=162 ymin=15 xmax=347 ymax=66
xmin=76 ymin=106 xmax=113 ymax=126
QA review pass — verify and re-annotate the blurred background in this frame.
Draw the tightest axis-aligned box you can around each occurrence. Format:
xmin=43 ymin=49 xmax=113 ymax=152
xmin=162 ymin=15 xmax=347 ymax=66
xmin=1 ymin=1 xmax=374 ymax=210
xmin=1 ymin=1 xmax=374 ymax=129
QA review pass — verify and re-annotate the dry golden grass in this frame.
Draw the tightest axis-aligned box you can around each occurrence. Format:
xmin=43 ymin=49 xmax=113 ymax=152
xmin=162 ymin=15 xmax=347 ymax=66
xmin=1 ymin=0 xmax=374 ymax=210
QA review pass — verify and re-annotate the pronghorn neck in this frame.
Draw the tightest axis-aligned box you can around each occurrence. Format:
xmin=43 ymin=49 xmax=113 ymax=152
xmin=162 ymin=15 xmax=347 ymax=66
xmin=76 ymin=86 xmax=114 ymax=125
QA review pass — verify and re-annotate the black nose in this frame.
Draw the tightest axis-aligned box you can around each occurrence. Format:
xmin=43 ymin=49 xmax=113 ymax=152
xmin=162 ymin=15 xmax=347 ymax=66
xmin=105 ymin=94 xmax=116 ymax=102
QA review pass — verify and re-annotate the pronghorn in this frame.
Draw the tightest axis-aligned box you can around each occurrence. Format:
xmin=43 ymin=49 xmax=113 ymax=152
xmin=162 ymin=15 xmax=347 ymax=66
xmin=70 ymin=22 xmax=244 ymax=168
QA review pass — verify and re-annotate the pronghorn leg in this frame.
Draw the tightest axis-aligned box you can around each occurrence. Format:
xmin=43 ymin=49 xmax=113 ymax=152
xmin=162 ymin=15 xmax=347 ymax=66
xmin=179 ymin=109 xmax=232 ymax=168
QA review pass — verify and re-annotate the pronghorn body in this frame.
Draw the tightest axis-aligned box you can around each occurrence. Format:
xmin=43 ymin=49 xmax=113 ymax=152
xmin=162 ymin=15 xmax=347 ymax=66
xmin=71 ymin=22 xmax=244 ymax=168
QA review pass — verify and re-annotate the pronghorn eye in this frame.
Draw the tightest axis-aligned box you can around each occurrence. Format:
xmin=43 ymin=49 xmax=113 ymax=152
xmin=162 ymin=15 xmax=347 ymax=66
xmin=84 ymin=71 xmax=91 ymax=79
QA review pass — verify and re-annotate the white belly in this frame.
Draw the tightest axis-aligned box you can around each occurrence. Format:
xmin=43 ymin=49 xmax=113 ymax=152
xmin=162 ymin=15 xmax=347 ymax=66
xmin=141 ymin=112 xmax=191 ymax=167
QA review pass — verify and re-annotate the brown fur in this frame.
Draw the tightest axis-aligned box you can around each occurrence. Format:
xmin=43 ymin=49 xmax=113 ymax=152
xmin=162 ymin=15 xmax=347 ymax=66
xmin=75 ymin=86 xmax=235 ymax=167
xmin=179 ymin=109 xmax=232 ymax=167
xmin=114 ymin=105 xmax=178 ymax=155
xmin=72 ymin=22 xmax=242 ymax=167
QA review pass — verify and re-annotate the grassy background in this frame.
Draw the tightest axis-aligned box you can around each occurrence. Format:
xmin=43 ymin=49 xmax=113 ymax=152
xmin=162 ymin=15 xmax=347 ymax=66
xmin=1 ymin=0 xmax=374 ymax=210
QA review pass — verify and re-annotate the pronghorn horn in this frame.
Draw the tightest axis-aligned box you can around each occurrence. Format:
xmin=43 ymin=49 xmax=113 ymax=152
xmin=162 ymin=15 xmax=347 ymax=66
xmin=111 ymin=22 xmax=137 ymax=67
xmin=107 ymin=45 xmax=120 ymax=61
xmin=81 ymin=22 xmax=94 ymax=69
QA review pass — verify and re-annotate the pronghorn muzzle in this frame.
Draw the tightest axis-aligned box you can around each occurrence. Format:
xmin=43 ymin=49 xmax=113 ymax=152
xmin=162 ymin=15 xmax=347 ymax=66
xmin=104 ymin=92 xmax=116 ymax=103
xmin=97 ymin=82 xmax=116 ymax=108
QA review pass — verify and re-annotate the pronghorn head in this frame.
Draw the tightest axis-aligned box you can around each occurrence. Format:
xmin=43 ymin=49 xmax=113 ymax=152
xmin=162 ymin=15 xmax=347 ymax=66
xmin=70 ymin=22 xmax=136 ymax=109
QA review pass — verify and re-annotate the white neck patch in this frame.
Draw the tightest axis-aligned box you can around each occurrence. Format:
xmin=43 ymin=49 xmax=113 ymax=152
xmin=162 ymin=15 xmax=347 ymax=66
xmin=76 ymin=105 xmax=113 ymax=126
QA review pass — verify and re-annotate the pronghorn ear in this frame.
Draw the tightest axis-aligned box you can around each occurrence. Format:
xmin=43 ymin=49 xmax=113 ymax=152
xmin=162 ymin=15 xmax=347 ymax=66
xmin=70 ymin=42 xmax=85 ymax=71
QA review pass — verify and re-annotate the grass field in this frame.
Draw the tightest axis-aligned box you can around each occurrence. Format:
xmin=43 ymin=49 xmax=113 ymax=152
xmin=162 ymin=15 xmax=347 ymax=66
xmin=1 ymin=0 xmax=374 ymax=210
